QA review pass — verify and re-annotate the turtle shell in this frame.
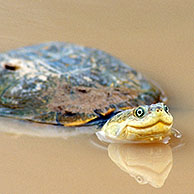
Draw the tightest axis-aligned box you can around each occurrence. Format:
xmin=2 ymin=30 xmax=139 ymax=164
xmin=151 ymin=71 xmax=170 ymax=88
xmin=0 ymin=42 xmax=166 ymax=126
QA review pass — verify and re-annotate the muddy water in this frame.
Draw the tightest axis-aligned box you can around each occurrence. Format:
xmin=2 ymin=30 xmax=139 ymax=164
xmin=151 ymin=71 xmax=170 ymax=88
xmin=0 ymin=0 xmax=193 ymax=193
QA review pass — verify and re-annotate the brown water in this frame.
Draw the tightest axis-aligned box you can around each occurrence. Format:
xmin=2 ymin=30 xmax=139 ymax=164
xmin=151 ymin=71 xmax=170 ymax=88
xmin=0 ymin=0 xmax=193 ymax=193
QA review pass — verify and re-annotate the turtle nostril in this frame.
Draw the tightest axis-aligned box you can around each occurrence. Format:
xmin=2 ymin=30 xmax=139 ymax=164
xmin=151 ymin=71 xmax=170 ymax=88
xmin=156 ymin=106 xmax=163 ymax=112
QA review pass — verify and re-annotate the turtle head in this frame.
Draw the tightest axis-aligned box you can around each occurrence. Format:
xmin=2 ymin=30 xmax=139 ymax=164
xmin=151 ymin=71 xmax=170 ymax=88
xmin=96 ymin=103 xmax=173 ymax=143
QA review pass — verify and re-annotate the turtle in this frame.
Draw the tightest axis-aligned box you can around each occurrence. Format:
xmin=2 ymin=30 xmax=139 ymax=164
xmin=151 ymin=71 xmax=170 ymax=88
xmin=0 ymin=42 xmax=174 ymax=143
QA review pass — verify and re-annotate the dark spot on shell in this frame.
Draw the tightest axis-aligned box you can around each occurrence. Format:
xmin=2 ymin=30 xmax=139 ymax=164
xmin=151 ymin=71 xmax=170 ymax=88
xmin=77 ymin=88 xmax=88 ymax=93
xmin=63 ymin=111 xmax=77 ymax=116
xmin=4 ymin=63 xmax=20 ymax=71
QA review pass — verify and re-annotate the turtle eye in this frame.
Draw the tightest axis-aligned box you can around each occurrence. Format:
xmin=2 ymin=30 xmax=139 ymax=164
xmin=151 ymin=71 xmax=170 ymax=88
xmin=164 ymin=104 xmax=169 ymax=113
xmin=135 ymin=107 xmax=145 ymax=118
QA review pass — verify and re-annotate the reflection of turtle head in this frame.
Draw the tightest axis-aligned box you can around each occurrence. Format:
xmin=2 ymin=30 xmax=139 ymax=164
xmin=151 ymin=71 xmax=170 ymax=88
xmin=108 ymin=143 xmax=173 ymax=188
xmin=97 ymin=103 xmax=173 ymax=143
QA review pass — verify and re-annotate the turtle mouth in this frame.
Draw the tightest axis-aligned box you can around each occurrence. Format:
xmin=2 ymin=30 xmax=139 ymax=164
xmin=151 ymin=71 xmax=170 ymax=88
xmin=127 ymin=120 xmax=172 ymax=130
xmin=121 ymin=120 xmax=173 ymax=139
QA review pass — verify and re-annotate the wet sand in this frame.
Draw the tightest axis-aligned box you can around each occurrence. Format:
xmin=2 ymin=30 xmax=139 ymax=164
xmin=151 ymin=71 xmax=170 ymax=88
xmin=0 ymin=0 xmax=193 ymax=193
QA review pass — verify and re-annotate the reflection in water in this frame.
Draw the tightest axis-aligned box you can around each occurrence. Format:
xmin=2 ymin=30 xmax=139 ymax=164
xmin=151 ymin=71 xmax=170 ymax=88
xmin=108 ymin=143 xmax=172 ymax=188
